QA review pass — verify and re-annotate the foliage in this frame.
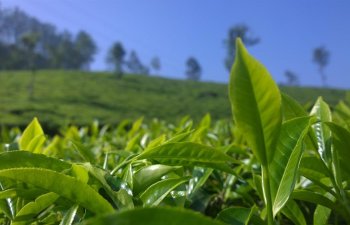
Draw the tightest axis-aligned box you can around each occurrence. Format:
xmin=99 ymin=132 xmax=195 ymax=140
xmin=150 ymin=57 xmax=161 ymax=74
xmin=0 ymin=70 xmax=346 ymax=130
xmin=1 ymin=39 xmax=350 ymax=224
xmin=107 ymin=42 xmax=126 ymax=78
xmin=224 ymin=24 xmax=260 ymax=71
xmin=126 ymin=51 xmax=149 ymax=75
xmin=0 ymin=6 xmax=97 ymax=71
xmin=185 ymin=57 xmax=202 ymax=81
xmin=313 ymin=46 xmax=330 ymax=87
xmin=284 ymin=70 xmax=299 ymax=86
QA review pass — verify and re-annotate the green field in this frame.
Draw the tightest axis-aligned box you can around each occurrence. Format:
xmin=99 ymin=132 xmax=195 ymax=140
xmin=2 ymin=42 xmax=350 ymax=225
xmin=0 ymin=70 xmax=347 ymax=130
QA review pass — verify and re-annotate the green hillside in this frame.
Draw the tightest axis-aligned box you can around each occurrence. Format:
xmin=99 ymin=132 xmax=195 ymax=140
xmin=0 ymin=70 xmax=347 ymax=130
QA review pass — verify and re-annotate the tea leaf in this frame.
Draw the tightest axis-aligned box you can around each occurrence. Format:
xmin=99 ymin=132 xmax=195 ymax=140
xmin=83 ymin=207 xmax=226 ymax=225
xmin=229 ymin=38 xmax=281 ymax=166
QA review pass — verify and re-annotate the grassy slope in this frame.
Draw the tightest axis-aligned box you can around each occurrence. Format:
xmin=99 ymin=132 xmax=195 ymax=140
xmin=0 ymin=70 xmax=347 ymax=129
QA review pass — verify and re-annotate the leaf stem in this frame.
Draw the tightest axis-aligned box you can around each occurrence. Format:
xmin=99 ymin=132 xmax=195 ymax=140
xmin=262 ymin=166 xmax=274 ymax=225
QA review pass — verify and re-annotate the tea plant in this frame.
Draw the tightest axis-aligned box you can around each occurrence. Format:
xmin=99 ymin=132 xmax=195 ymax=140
xmin=0 ymin=39 xmax=349 ymax=224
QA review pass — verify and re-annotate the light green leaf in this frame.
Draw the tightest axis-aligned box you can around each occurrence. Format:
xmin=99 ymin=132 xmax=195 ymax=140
xmin=313 ymin=205 xmax=331 ymax=225
xmin=269 ymin=116 xmax=312 ymax=216
xmin=71 ymin=140 xmax=96 ymax=163
xmin=0 ymin=151 xmax=71 ymax=172
xmin=138 ymin=142 xmax=237 ymax=174
xmin=122 ymin=164 xmax=133 ymax=190
xmin=281 ymin=93 xmax=307 ymax=121
xmin=71 ymin=164 xmax=89 ymax=183
xmin=13 ymin=192 xmax=59 ymax=225
xmin=83 ymin=207 xmax=227 ymax=225
xmin=59 ymin=204 xmax=79 ymax=225
xmin=0 ymin=168 xmax=114 ymax=214
xmin=133 ymin=164 xmax=182 ymax=195
xmin=139 ymin=177 xmax=189 ymax=206
xmin=19 ymin=117 xmax=45 ymax=153
xmin=229 ymin=38 xmax=281 ymax=166
xmin=128 ymin=117 xmax=143 ymax=138
xmin=310 ymin=97 xmax=332 ymax=165
xmin=0 ymin=189 xmax=17 ymax=199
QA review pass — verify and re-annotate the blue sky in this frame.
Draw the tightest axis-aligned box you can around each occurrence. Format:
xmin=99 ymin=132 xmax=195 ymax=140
xmin=2 ymin=0 xmax=350 ymax=88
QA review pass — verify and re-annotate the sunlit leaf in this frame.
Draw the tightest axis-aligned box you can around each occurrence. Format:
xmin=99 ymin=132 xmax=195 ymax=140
xmin=138 ymin=142 xmax=237 ymax=174
xmin=229 ymin=38 xmax=281 ymax=166
xmin=0 ymin=168 xmax=114 ymax=214
xmin=19 ymin=118 xmax=45 ymax=153
xmin=139 ymin=177 xmax=189 ymax=206
xmin=270 ymin=116 xmax=312 ymax=215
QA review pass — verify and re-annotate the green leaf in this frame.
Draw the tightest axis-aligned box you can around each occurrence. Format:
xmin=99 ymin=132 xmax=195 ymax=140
xmin=0 ymin=168 xmax=114 ymax=214
xmin=139 ymin=177 xmax=189 ymax=206
xmin=216 ymin=206 xmax=254 ymax=225
xmin=281 ymin=93 xmax=307 ymax=121
xmin=313 ymin=205 xmax=331 ymax=225
xmin=229 ymin=38 xmax=281 ymax=166
xmin=281 ymin=200 xmax=306 ymax=225
xmin=71 ymin=140 xmax=96 ymax=163
xmin=325 ymin=122 xmax=350 ymax=180
xmin=269 ymin=116 xmax=312 ymax=216
xmin=128 ymin=117 xmax=143 ymax=138
xmin=82 ymin=163 xmax=133 ymax=209
xmin=0 ymin=151 xmax=71 ymax=172
xmin=189 ymin=167 xmax=214 ymax=195
xmin=133 ymin=164 xmax=182 ymax=195
xmin=71 ymin=164 xmax=89 ymax=183
xmin=83 ymin=207 xmax=227 ymax=225
xmin=292 ymin=190 xmax=335 ymax=209
xmin=19 ymin=117 xmax=45 ymax=153
xmin=138 ymin=142 xmax=237 ymax=174
xmin=310 ymin=97 xmax=332 ymax=165
xmin=0 ymin=189 xmax=17 ymax=199
xmin=299 ymin=156 xmax=333 ymax=193
xmin=59 ymin=204 xmax=79 ymax=225
xmin=12 ymin=192 xmax=59 ymax=225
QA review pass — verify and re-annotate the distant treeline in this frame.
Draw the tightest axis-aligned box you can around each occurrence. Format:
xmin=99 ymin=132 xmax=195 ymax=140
xmin=0 ymin=6 xmax=97 ymax=70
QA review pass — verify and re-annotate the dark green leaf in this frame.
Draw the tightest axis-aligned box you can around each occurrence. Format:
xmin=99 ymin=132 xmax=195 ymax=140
xmin=83 ymin=207 xmax=227 ymax=225
xmin=216 ymin=206 xmax=253 ymax=225
xmin=281 ymin=200 xmax=306 ymax=225
xmin=133 ymin=164 xmax=182 ymax=195
xmin=139 ymin=177 xmax=189 ymax=206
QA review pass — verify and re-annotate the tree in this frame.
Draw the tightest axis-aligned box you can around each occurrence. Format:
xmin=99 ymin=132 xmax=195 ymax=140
xmin=224 ymin=24 xmax=260 ymax=71
xmin=126 ymin=50 xmax=149 ymax=75
xmin=150 ymin=57 xmax=161 ymax=74
xmin=74 ymin=31 xmax=97 ymax=70
xmin=185 ymin=57 xmax=201 ymax=81
xmin=284 ymin=70 xmax=299 ymax=86
xmin=313 ymin=46 xmax=330 ymax=86
xmin=107 ymin=42 xmax=126 ymax=78
xmin=21 ymin=32 xmax=39 ymax=99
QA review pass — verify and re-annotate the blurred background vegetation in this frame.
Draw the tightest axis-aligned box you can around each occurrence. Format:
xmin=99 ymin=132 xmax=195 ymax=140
xmin=0 ymin=1 xmax=348 ymax=132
